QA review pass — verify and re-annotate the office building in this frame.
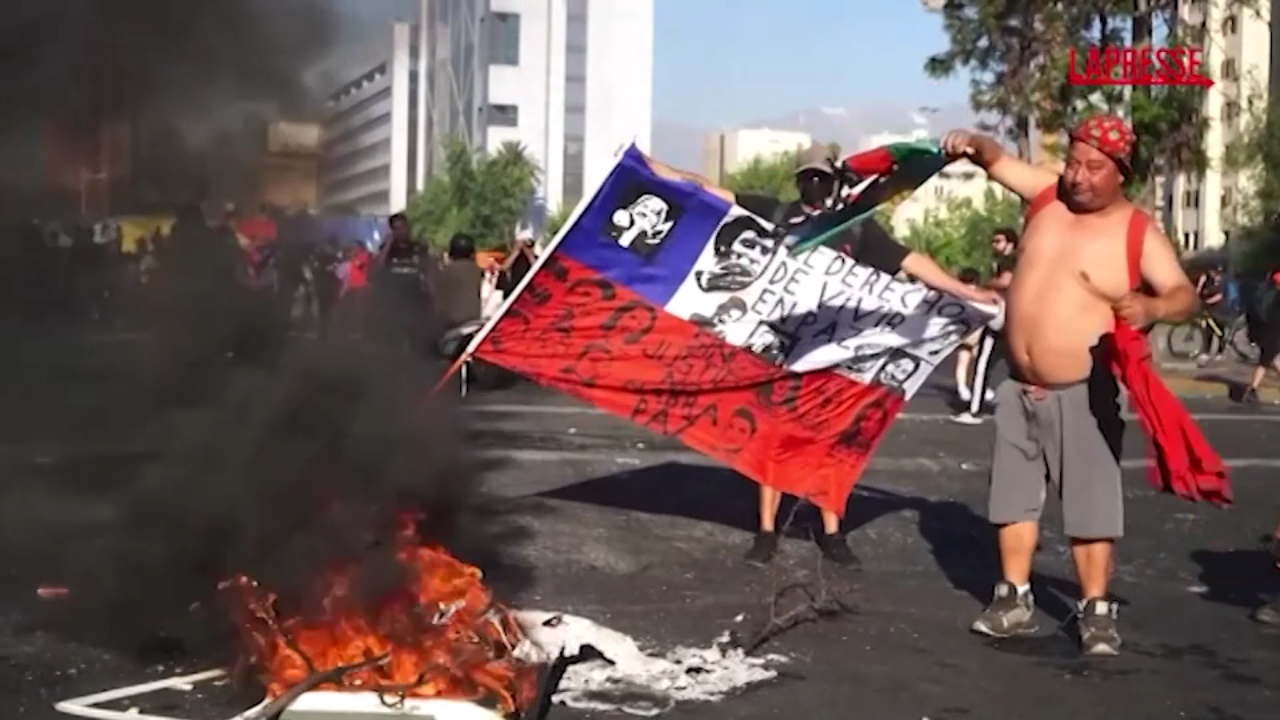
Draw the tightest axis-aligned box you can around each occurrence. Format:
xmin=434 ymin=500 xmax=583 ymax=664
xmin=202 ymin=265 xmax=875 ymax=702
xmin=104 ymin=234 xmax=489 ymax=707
xmin=702 ymin=128 xmax=814 ymax=184
xmin=319 ymin=0 xmax=654 ymax=220
xmin=1161 ymin=0 xmax=1275 ymax=251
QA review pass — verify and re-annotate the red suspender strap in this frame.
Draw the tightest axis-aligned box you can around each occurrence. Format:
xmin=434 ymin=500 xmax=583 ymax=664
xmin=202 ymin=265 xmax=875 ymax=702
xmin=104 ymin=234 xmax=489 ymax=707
xmin=1022 ymin=184 xmax=1058 ymax=226
xmin=1125 ymin=210 xmax=1148 ymax=290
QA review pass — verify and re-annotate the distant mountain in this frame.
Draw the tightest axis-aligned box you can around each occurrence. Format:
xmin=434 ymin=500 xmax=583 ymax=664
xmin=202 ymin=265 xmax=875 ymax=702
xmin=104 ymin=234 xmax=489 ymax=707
xmin=752 ymin=102 xmax=980 ymax=151
xmin=651 ymin=101 xmax=987 ymax=170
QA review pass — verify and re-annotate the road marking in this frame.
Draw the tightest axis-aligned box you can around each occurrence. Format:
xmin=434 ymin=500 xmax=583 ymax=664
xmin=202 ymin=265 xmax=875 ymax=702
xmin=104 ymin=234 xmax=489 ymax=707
xmin=466 ymin=404 xmax=1280 ymax=423
xmin=476 ymin=447 xmax=1280 ymax=470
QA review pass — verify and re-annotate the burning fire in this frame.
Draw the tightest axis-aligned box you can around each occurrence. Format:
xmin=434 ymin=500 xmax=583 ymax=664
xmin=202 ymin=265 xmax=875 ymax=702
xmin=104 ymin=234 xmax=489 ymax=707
xmin=220 ymin=517 xmax=539 ymax=715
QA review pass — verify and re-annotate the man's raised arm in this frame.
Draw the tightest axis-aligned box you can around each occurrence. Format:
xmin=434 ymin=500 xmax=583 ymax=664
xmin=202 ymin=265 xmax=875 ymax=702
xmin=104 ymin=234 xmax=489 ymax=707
xmin=939 ymin=130 xmax=1059 ymax=203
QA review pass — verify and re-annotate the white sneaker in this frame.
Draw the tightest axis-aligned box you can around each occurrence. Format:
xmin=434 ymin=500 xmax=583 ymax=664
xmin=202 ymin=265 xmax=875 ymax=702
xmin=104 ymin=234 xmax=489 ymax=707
xmin=984 ymin=388 xmax=996 ymax=403
xmin=951 ymin=411 xmax=982 ymax=425
xmin=957 ymin=386 xmax=973 ymax=403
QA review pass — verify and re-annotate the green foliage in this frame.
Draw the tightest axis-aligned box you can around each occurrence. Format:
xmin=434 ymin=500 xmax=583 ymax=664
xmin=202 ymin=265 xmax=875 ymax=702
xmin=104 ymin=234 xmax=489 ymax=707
xmin=1224 ymin=95 xmax=1280 ymax=272
xmin=543 ymin=203 xmax=575 ymax=242
xmin=404 ymin=136 xmax=541 ymax=251
xmin=722 ymin=152 xmax=799 ymax=202
xmin=898 ymin=188 xmax=1023 ymax=274
xmin=925 ymin=2 xmax=1075 ymax=157
xmin=926 ymin=0 xmax=1207 ymax=190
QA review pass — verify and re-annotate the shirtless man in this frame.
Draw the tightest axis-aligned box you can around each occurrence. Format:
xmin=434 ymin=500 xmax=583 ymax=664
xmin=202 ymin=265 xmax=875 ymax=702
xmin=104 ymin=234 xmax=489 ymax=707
xmin=940 ymin=115 xmax=1198 ymax=656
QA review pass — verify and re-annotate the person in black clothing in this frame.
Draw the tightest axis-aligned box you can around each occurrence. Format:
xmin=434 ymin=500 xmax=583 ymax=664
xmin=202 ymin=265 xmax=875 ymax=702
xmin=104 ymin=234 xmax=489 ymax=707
xmin=1194 ymin=266 xmax=1227 ymax=364
xmin=643 ymin=146 xmax=1001 ymax=568
xmin=273 ymin=207 xmax=317 ymax=330
xmin=499 ymin=231 xmax=537 ymax=296
xmin=151 ymin=204 xmax=259 ymax=403
xmin=371 ymin=212 xmax=433 ymax=354
xmin=311 ymin=237 xmax=343 ymax=339
xmin=1242 ymin=269 xmax=1280 ymax=405
xmin=953 ymin=227 xmax=1017 ymax=424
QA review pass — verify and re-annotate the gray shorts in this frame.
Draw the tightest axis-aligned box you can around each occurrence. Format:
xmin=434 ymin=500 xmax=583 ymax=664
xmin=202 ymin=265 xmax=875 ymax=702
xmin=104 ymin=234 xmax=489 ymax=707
xmin=987 ymin=371 xmax=1126 ymax=539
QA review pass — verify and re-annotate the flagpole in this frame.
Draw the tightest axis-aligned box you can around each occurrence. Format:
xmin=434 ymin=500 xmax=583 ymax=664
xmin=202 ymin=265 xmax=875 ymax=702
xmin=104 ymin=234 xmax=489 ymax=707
xmin=428 ymin=143 xmax=634 ymax=397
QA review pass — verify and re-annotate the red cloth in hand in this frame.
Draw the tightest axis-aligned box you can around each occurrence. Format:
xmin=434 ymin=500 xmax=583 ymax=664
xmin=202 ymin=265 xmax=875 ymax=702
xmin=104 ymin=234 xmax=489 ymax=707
xmin=1109 ymin=321 xmax=1231 ymax=505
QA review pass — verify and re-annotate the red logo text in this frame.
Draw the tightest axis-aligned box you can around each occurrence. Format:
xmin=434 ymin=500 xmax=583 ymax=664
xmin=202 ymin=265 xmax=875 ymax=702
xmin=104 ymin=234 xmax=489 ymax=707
xmin=1067 ymin=46 xmax=1213 ymax=87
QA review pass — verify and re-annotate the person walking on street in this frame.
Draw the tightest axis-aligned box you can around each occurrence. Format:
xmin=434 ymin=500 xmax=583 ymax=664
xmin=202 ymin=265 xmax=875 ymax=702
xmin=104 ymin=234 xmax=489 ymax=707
xmin=952 ymin=228 xmax=1018 ymax=425
xmin=952 ymin=267 xmax=984 ymax=405
xmin=1194 ymin=266 xmax=1227 ymax=366
xmin=1241 ymin=269 xmax=1280 ymax=405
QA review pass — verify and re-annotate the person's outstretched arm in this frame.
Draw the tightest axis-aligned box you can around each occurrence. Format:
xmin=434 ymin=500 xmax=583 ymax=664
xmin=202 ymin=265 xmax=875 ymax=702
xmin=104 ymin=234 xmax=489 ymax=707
xmin=939 ymin=130 xmax=1058 ymax=202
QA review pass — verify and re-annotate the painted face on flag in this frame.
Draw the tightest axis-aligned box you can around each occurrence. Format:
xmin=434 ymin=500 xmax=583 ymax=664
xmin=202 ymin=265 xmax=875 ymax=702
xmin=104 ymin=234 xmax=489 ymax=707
xmin=609 ymin=194 xmax=674 ymax=249
xmin=712 ymin=297 xmax=747 ymax=327
xmin=602 ymin=301 xmax=658 ymax=344
xmin=723 ymin=407 xmax=758 ymax=453
xmin=837 ymin=402 xmax=890 ymax=454
xmin=877 ymin=352 xmax=920 ymax=391
xmin=695 ymin=215 xmax=781 ymax=293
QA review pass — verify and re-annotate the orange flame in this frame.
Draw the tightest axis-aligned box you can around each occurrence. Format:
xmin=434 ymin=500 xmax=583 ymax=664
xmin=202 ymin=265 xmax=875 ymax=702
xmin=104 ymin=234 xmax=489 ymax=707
xmin=220 ymin=518 xmax=539 ymax=716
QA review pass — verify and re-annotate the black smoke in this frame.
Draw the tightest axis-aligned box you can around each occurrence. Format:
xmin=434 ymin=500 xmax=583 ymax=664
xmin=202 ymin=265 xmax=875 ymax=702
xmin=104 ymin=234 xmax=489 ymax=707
xmin=0 ymin=0 xmax=335 ymax=124
xmin=0 ymin=220 xmax=532 ymax=665
xmin=0 ymin=0 xmax=340 ymax=206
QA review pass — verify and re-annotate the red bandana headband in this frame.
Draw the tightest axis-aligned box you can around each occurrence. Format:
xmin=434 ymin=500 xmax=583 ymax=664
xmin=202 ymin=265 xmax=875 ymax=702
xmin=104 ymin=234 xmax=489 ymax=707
xmin=1068 ymin=114 xmax=1136 ymax=177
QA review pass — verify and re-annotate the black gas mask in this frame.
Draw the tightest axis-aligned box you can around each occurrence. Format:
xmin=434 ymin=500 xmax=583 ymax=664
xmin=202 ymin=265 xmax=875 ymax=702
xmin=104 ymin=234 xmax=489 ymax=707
xmin=796 ymin=170 xmax=837 ymax=210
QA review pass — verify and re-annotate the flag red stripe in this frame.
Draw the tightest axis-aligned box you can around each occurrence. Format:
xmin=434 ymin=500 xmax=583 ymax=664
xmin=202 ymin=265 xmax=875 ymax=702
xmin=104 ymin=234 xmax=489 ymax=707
xmin=476 ymin=254 xmax=905 ymax=515
xmin=840 ymin=146 xmax=896 ymax=176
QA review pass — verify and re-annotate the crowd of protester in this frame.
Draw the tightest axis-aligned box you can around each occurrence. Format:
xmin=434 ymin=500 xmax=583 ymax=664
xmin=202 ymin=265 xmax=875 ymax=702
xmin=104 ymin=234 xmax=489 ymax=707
xmin=1 ymin=204 xmax=538 ymax=367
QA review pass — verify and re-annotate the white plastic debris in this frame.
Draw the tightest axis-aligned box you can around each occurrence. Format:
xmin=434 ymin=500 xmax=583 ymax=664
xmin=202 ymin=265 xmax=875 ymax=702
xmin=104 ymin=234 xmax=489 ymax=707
xmin=514 ymin=610 xmax=785 ymax=717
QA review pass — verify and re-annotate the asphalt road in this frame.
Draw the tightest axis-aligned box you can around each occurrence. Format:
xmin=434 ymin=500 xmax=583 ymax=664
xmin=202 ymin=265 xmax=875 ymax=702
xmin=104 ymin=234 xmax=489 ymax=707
xmin=4 ymin=331 xmax=1280 ymax=720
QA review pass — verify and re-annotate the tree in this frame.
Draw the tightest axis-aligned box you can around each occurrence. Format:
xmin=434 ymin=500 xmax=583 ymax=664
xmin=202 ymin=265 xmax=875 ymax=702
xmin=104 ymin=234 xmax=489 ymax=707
xmin=1224 ymin=93 xmax=1280 ymax=272
xmin=927 ymin=1 xmax=1208 ymax=209
xmin=404 ymin=137 xmax=541 ymax=252
xmin=898 ymin=188 xmax=1023 ymax=274
xmin=1128 ymin=79 xmax=1207 ymax=208
xmin=722 ymin=152 xmax=798 ymax=201
xmin=926 ymin=1 xmax=1072 ymax=159
xmin=1088 ymin=4 xmax=1207 ymax=208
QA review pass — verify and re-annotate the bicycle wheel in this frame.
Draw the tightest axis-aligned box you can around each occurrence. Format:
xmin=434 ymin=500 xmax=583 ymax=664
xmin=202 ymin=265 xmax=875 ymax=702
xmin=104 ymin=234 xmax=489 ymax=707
xmin=1228 ymin=316 xmax=1260 ymax=364
xmin=1164 ymin=322 xmax=1204 ymax=360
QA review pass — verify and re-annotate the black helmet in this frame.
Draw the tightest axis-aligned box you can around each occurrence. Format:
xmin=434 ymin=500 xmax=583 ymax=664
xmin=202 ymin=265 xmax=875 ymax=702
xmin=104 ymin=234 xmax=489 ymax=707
xmin=448 ymin=233 xmax=476 ymax=260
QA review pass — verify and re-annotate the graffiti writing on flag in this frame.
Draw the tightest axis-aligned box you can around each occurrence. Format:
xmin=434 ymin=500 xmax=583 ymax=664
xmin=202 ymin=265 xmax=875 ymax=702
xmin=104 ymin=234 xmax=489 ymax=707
xmin=475 ymin=145 xmax=995 ymax=514
xmin=663 ymin=205 xmax=986 ymax=395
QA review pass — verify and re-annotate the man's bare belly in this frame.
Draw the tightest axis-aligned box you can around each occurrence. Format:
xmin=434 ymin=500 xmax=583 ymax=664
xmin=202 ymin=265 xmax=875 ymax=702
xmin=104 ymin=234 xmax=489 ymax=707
xmin=1003 ymin=202 xmax=1134 ymax=386
xmin=1004 ymin=322 xmax=1110 ymax=386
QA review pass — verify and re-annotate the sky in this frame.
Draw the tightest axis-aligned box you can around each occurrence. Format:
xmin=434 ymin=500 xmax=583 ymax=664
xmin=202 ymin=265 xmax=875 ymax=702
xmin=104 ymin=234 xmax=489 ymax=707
xmin=322 ymin=0 xmax=974 ymax=129
xmin=652 ymin=0 xmax=972 ymax=127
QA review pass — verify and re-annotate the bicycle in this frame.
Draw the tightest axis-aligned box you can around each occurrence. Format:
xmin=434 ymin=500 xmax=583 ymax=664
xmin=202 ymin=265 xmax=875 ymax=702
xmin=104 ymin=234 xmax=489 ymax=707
xmin=1165 ymin=312 xmax=1258 ymax=363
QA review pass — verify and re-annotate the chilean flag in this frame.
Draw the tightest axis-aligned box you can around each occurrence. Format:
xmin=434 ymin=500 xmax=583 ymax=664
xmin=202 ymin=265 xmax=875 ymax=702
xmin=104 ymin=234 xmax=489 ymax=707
xmin=473 ymin=146 xmax=992 ymax=515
